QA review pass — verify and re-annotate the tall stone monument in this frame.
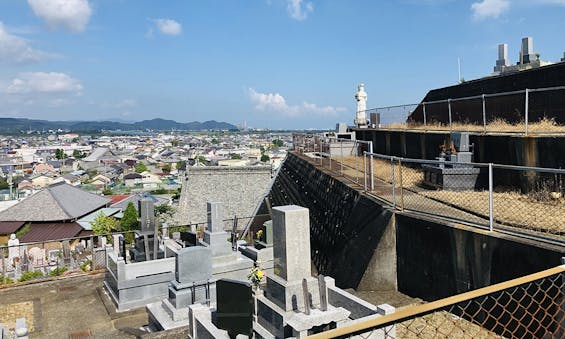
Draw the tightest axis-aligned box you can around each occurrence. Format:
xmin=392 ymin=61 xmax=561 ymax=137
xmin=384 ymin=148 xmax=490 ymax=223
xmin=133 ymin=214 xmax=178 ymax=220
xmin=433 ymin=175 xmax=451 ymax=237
xmin=354 ymin=83 xmax=368 ymax=128
xmin=255 ymin=205 xmax=350 ymax=338
xmin=494 ymin=43 xmax=509 ymax=72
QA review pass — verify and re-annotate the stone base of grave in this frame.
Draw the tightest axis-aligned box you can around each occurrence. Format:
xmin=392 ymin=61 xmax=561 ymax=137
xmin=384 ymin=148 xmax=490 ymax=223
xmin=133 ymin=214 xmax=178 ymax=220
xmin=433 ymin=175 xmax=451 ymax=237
xmin=211 ymin=252 xmax=254 ymax=281
xmin=264 ymin=274 xmax=320 ymax=312
xmin=256 ymin=292 xmax=350 ymax=338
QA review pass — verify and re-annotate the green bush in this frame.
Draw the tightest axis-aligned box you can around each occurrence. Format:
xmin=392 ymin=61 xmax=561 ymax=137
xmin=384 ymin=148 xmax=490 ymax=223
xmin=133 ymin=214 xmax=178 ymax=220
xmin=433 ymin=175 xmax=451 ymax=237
xmin=49 ymin=267 xmax=68 ymax=277
xmin=0 ymin=275 xmax=14 ymax=284
xmin=18 ymin=270 xmax=44 ymax=282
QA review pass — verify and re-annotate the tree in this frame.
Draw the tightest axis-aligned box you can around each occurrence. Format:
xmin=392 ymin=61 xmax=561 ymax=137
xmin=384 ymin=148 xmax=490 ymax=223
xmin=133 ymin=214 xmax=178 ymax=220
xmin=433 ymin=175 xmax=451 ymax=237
xmin=197 ymin=156 xmax=207 ymax=164
xmin=91 ymin=213 xmax=120 ymax=239
xmin=120 ymin=202 xmax=138 ymax=244
xmin=135 ymin=162 xmax=148 ymax=173
xmin=272 ymin=139 xmax=284 ymax=148
xmin=211 ymin=138 xmax=219 ymax=144
xmin=73 ymin=149 xmax=86 ymax=159
xmin=231 ymin=154 xmax=242 ymax=160
xmin=55 ymin=148 xmax=67 ymax=160
xmin=260 ymin=154 xmax=270 ymax=162
xmin=162 ymin=163 xmax=172 ymax=174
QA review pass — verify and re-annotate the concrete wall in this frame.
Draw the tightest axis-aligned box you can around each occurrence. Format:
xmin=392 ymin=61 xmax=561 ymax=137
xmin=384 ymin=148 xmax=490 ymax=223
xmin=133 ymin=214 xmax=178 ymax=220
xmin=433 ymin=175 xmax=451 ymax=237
xmin=395 ymin=213 xmax=564 ymax=301
xmin=176 ymin=166 xmax=273 ymax=226
xmin=268 ymin=152 xmax=395 ymax=289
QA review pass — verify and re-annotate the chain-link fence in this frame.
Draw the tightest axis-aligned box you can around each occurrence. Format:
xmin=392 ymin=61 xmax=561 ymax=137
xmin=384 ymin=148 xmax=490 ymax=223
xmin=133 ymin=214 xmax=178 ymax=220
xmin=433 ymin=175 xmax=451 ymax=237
xmin=308 ymin=264 xmax=565 ymax=338
xmin=360 ymin=86 xmax=565 ymax=135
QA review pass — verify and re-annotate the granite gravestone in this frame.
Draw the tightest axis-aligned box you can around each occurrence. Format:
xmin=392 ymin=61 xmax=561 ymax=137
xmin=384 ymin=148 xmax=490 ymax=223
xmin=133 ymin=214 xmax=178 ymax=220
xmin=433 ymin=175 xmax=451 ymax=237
xmin=169 ymin=246 xmax=213 ymax=310
xmin=213 ymin=279 xmax=253 ymax=338
xmin=203 ymin=201 xmax=232 ymax=257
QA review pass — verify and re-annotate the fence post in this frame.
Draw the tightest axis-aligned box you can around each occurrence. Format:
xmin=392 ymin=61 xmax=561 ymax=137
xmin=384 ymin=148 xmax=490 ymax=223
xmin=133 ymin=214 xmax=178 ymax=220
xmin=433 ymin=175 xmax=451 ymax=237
xmin=363 ymin=152 xmax=367 ymax=192
xmin=398 ymin=158 xmax=404 ymax=211
xmin=340 ymin=139 xmax=343 ymax=175
xmin=482 ymin=94 xmax=487 ymax=134
xmin=488 ymin=163 xmax=494 ymax=232
xmin=423 ymin=102 xmax=427 ymax=130
xmin=391 ymin=157 xmax=396 ymax=208
xmin=355 ymin=142 xmax=359 ymax=184
xmin=1 ymin=248 xmax=5 ymax=284
xmin=448 ymin=99 xmax=452 ymax=132
xmin=329 ymin=140 xmax=332 ymax=171
xmin=369 ymin=142 xmax=375 ymax=191
xmin=524 ymin=88 xmax=529 ymax=136
xmin=90 ymin=236 xmax=95 ymax=270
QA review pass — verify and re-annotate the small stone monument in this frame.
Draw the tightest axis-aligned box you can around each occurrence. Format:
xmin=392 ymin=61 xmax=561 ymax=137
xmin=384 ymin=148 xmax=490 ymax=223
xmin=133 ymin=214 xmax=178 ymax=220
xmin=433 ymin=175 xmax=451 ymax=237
xmin=129 ymin=199 xmax=164 ymax=262
xmin=254 ymin=220 xmax=273 ymax=250
xmin=202 ymin=201 xmax=232 ymax=257
xmin=7 ymin=234 xmax=20 ymax=269
xmin=147 ymin=246 xmax=214 ymax=330
xmin=354 ymin=83 xmax=368 ymax=128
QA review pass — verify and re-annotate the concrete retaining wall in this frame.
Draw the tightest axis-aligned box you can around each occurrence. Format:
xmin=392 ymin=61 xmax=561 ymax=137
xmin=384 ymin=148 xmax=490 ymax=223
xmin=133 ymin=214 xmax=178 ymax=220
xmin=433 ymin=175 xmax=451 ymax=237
xmin=269 ymin=152 xmax=565 ymax=302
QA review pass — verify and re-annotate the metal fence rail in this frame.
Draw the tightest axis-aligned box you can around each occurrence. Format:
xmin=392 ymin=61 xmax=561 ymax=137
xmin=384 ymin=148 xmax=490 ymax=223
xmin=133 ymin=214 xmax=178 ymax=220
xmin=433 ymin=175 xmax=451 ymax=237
xmin=360 ymin=85 xmax=565 ymax=135
xmin=308 ymin=264 xmax=565 ymax=338
xmin=0 ymin=216 xmax=256 ymax=286
xmin=292 ymin=134 xmax=565 ymax=245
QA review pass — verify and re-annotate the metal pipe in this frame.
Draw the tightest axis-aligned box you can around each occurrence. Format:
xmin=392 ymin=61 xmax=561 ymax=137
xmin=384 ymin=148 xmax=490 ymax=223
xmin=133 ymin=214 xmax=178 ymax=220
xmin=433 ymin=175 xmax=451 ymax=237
xmin=525 ymin=88 xmax=529 ymax=136
xmin=448 ymin=99 xmax=452 ymax=132
xmin=398 ymin=158 xmax=404 ymax=211
xmin=363 ymin=152 xmax=367 ymax=192
xmin=355 ymin=141 xmax=359 ymax=184
xmin=423 ymin=103 xmax=427 ymax=130
xmin=489 ymin=163 xmax=494 ymax=232
xmin=391 ymin=158 xmax=396 ymax=208
xmin=369 ymin=142 xmax=374 ymax=190
xmin=340 ymin=139 xmax=343 ymax=175
xmin=482 ymin=94 xmax=487 ymax=134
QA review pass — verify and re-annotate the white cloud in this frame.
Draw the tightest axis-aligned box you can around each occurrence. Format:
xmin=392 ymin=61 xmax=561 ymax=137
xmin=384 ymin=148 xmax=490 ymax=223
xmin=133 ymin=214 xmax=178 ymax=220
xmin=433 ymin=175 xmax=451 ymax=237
xmin=0 ymin=22 xmax=51 ymax=64
xmin=287 ymin=0 xmax=313 ymax=21
xmin=5 ymin=72 xmax=82 ymax=94
xmin=248 ymin=88 xmax=345 ymax=117
xmin=27 ymin=0 xmax=92 ymax=33
xmin=153 ymin=19 xmax=182 ymax=36
xmin=471 ymin=0 xmax=510 ymax=20
xmin=116 ymin=99 xmax=137 ymax=108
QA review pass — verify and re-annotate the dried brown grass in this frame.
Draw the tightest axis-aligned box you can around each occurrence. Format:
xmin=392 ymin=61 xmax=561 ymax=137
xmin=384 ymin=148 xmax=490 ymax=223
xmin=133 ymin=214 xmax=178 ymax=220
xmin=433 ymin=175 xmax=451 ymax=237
xmin=338 ymin=156 xmax=565 ymax=234
xmin=384 ymin=117 xmax=565 ymax=133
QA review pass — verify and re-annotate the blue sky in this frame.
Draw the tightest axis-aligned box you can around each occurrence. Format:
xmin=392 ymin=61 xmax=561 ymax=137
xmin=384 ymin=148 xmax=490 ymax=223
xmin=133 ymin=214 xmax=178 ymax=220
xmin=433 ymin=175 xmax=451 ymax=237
xmin=0 ymin=0 xmax=564 ymax=129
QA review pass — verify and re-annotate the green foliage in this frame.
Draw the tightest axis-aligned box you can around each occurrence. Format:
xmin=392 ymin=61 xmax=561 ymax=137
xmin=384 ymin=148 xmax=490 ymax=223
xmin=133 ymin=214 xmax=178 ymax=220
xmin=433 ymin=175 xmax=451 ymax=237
xmin=172 ymin=187 xmax=181 ymax=200
xmin=272 ymin=139 xmax=284 ymax=148
xmin=135 ymin=162 xmax=148 ymax=173
xmin=120 ymin=202 xmax=139 ymax=232
xmin=55 ymin=148 xmax=67 ymax=160
xmin=150 ymin=187 xmax=167 ymax=195
xmin=171 ymin=139 xmax=180 ymax=147
xmin=49 ymin=267 xmax=67 ymax=277
xmin=176 ymin=160 xmax=186 ymax=170
xmin=162 ymin=163 xmax=172 ymax=174
xmin=101 ymin=188 xmax=113 ymax=195
xmin=18 ymin=270 xmax=44 ymax=282
xmin=260 ymin=154 xmax=270 ymax=162
xmin=15 ymin=223 xmax=31 ymax=238
xmin=211 ymin=138 xmax=219 ymax=144
xmin=80 ymin=260 xmax=92 ymax=272
xmin=0 ymin=179 xmax=9 ymax=190
xmin=72 ymin=149 xmax=86 ymax=159
xmin=0 ymin=275 xmax=14 ymax=284
xmin=231 ymin=154 xmax=242 ymax=160
xmin=87 ymin=169 xmax=98 ymax=177
xmin=91 ymin=212 xmax=120 ymax=237
xmin=155 ymin=204 xmax=174 ymax=216
xmin=197 ymin=156 xmax=207 ymax=163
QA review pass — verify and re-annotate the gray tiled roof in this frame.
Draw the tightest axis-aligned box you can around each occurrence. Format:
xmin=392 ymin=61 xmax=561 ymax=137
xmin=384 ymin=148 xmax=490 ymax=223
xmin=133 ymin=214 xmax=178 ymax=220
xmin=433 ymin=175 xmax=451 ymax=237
xmin=0 ymin=182 xmax=111 ymax=222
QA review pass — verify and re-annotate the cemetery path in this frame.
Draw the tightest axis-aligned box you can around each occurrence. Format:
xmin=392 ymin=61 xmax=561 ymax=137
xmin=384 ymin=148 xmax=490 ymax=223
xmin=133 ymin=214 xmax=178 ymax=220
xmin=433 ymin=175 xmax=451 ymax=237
xmin=0 ymin=273 xmax=147 ymax=338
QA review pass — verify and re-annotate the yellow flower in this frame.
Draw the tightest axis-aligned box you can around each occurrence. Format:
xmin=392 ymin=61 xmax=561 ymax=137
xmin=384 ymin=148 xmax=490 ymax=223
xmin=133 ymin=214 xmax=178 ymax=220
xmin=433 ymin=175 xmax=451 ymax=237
xmin=257 ymin=270 xmax=264 ymax=279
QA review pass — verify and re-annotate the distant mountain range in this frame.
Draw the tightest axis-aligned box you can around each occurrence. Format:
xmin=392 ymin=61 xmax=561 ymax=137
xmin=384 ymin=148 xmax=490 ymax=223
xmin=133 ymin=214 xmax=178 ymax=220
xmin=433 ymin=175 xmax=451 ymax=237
xmin=0 ymin=118 xmax=237 ymax=134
